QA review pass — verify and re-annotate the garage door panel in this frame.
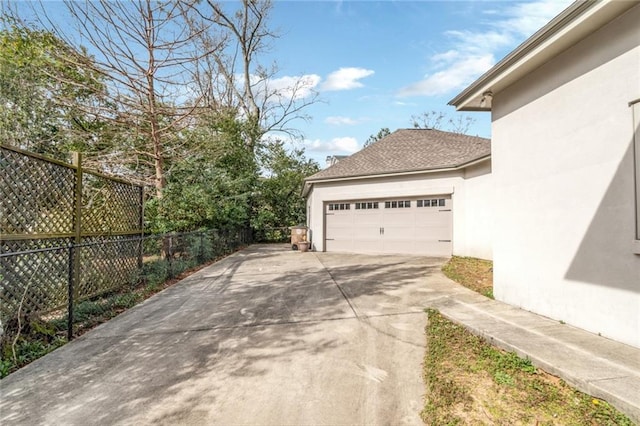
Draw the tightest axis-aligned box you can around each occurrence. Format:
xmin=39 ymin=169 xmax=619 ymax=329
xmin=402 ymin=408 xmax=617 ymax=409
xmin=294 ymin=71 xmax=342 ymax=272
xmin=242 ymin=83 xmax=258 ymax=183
xmin=414 ymin=223 xmax=452 ymax=234
xmin=384 ymin=226 xmax=416 ymax=240
xmin=415 ymin=209 xmax=449 ymax=218
xmin=326 ymin=239 xmax=356 ymax=253
xmin=327 ymin=238 xmax=384 ymax=254
xmin=353 ymin=226 xmax=382 ymax=239
xmin=357 ymin=214 xmax=384 ymax=226
xmin=326 ymin=222 xmax=353 ymax=233
xmin=325 ymin=212 xmax=353 ymax=240
xmin=383 ymin=212 xmax=413 ymax=223
xmin=324 ymin=196 xmax=452 ymax=256
xmin=414 ymin=231 xmax=451 ymax=243
xmin=415 ymin=221 xmax=452 ymax=231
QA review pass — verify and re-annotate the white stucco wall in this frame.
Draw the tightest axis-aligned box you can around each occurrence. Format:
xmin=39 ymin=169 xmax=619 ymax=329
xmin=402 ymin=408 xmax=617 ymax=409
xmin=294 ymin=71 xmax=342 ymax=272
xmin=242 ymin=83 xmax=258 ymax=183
xmin=491 ymin=5 xmax=640 ymax=348
xmin=459 ymin=161 xmax=494 ymax=260
xmin=305 ymin=161 xmax=493 ymax=259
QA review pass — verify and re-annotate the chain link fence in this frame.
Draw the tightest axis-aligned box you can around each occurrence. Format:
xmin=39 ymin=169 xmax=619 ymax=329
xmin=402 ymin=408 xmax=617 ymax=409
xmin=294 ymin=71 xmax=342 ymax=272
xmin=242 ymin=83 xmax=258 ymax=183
xmin=0 ymin=229 xmax=250 ymax=342
xmin=252 ymin=226 xmax=290 ymax=244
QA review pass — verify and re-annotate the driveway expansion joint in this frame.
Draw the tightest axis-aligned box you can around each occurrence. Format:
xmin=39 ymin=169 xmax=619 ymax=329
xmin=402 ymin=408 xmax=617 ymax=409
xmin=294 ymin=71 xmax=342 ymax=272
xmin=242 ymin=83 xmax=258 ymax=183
xmin=313 ymin=253 xmax=360 ymax=319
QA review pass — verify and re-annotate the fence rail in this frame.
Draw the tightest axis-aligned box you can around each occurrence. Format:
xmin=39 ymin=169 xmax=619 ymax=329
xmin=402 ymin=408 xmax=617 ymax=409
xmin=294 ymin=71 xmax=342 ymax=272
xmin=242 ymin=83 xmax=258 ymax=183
xmin=0 ymin=229 xmax=251 ymax=340
xmin=1 ymin=144 xmax=143 ymax=241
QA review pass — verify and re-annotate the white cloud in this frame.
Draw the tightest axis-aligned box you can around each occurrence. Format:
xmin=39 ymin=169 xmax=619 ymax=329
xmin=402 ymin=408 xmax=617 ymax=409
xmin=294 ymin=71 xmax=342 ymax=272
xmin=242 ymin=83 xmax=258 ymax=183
xmin=431 ymin=49 xmax=461 ymax=65
xmin=397 ymin=0 xmax=572 ymax=98
xmin=306 ymin=136 xmax=360 ymax=153
xmin=398 ymin=54 xmax=494 ymax=97
xmin=322 ymin=67 xmax=375 ymax=91
xmin=325 ymin=116 xmax=360 ymax=125
xmin=497 ymin=0 xmax=571 ymax=37
xmin=393 ymin=101 xmax=418 ymax=107
xmin=261 ymin=74 xmax=321 ymax=101
xmin=444 ymin=30 xmax=513 ymax=54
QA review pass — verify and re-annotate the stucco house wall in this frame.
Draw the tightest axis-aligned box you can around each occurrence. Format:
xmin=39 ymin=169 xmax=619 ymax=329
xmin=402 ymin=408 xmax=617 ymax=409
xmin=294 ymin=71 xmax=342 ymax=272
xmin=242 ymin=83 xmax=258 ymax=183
xmin=306 ymin=161 xmax=493 ymax=259
xmin=490 ymin=4 xmax=640 ymax=348
xmin=459 ymin=161 xmax=494 ymax=260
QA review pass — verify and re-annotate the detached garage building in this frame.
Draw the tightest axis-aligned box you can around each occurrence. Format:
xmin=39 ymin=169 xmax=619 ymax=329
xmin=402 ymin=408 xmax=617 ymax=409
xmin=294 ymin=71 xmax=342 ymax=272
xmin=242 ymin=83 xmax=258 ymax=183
xmin=303 ymin=129 xmax=493 ymax=259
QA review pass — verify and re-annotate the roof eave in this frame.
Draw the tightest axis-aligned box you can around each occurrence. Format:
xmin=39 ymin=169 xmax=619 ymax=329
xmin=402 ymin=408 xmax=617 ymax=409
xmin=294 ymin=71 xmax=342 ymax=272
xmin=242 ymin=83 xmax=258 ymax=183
xmin=454 ymin=154 xmax=492 ymax=170
xmin=302 ymin=155 xmax=491 ymax=197
xmin=449 ymin=0 xmax=635 ymax=111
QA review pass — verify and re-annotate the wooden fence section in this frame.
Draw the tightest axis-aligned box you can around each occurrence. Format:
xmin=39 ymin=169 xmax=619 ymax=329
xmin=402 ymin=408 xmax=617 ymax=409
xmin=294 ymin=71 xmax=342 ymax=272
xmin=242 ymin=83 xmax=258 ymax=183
xmin=0 ymin=144 xmax=144 ymax=327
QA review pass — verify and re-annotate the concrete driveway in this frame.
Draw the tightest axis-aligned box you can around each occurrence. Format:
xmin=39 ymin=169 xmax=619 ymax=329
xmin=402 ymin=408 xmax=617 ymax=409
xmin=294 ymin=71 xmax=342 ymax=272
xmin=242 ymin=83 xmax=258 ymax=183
xmin=0 ymin=245 xmax=448 ymax=425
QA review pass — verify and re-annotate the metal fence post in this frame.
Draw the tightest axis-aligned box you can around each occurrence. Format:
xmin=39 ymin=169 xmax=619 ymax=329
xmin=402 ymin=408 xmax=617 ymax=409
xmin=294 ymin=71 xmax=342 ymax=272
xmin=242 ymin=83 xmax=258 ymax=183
xmin=68 ymin=152 xmax=83 ymax=341
xmin=67 ymin=244 xmax=74 ymax=341
xmin=138 ymin=186 xmax=144 ymax=270
xmin=199 ymin=232 xmax=204 ymax=262
xmin=167 ymin=235 xmax=173 ymax=279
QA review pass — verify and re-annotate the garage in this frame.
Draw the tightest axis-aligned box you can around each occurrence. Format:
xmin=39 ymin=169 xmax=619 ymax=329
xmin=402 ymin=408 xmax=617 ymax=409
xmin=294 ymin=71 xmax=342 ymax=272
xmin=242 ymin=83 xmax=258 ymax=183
xmin=303 ymin=129 xmax=492 ymax=258
xmin=325 ymin=195 xmax=452 ymax=256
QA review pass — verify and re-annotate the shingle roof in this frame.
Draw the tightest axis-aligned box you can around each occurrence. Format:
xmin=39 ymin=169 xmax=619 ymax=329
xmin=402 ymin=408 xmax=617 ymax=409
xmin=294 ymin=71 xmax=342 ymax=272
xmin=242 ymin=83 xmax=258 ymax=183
xmin=306 ymin=128 xmax=491 ymax=181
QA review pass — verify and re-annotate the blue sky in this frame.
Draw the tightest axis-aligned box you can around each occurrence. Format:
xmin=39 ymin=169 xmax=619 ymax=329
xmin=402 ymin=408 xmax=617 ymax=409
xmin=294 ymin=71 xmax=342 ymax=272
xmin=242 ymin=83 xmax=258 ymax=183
xmin=262 ymin=0 xmax=572 ymax=165
xmin=12 ymin=0 xmax=572 ymax=166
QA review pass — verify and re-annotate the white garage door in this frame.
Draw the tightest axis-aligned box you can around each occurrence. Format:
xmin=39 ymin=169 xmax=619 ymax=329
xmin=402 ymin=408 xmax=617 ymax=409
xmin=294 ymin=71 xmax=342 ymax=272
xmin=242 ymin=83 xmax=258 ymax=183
xmin=324 ymin=196 xmax=452 ymax=256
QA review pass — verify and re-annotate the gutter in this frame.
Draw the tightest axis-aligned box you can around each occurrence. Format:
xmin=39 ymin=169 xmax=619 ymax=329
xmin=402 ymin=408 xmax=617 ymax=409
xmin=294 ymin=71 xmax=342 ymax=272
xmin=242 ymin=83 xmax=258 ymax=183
xmin=302 ymin=155 xmax=491 ymax=197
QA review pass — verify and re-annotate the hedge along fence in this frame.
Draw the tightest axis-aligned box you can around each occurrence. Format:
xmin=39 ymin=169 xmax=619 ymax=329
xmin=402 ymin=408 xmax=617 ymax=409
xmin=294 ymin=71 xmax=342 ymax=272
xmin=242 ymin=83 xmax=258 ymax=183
xmin=138 ymin=228 xmax=251 ymax=284
xmin=252 ymin=227 xmax=290 ymax=244
xmin=0 ymin=144 xmax=144 ymax=340
xmin=0 ymin=229 xmax=250 ymax=344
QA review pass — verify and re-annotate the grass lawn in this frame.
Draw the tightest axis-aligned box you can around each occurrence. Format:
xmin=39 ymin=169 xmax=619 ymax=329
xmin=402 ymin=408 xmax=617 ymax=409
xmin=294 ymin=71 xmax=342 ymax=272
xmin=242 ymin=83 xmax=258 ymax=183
xmin=423 ymin=257 xmax=634 ymax=425
xmin=442 ymin=256 xmax=493 ymax=298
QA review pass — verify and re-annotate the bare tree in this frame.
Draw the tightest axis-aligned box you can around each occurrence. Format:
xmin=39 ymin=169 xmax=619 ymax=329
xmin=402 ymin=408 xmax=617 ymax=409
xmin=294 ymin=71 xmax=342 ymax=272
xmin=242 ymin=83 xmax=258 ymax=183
xmin=186 ymin=0 xmax=319 ymax=151
xmin=411 ymin=111 xmax=446 ymax=130
xmin=12 ymin=0 xmax=318 ymax=195
xmin=411 ymin=111 xmax=475 ymax=135
xmin=446 ymin=115 xmax=475 ymax=134
xmin=27 ymin=0 xmax=209 ymax=198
